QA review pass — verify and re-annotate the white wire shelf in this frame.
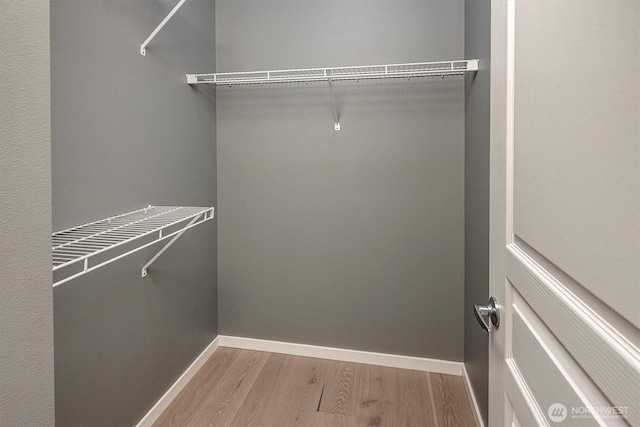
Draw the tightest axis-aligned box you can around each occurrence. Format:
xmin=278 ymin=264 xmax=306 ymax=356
xmin=186 ymin=59 xmax=478 ymax=131
xmin=186 ymin=59 xmax=479 ymax=85
xmin=52 ymin=206 xmax=214 ymax=287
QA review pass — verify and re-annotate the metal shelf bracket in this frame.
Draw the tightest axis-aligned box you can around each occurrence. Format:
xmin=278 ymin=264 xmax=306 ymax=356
xmin=140 ymin=0 xmax=187 ymax=56
xmin=141 ymin=214 xmax=199 ymax=277
xmin=327 ymin=78 xmax=340 ymax=131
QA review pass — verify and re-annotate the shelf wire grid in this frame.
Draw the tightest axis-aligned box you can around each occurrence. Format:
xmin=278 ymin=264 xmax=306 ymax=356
xmin=188 ymin=59 xmax=478 ymax=85
xmin=52 ymin=206 xmax=214 ymax=286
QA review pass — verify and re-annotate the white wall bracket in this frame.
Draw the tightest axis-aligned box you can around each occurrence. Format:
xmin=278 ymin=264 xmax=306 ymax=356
xmin=327 ymin=78 xmax=340 ymax=131
xmin=141 ymin=214 xmax=199 ymax=277
xmin=140 ymin=0 xmax=187 ymax=56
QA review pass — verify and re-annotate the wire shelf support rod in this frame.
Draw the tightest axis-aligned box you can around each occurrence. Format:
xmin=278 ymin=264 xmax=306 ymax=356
xmin=140 ymin=0 xmax=187 ymax=56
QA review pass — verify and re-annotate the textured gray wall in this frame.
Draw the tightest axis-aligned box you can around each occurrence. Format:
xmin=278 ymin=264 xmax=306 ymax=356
xmin=217 ymin=0 xmax=465 ymax=360
xmin=0 ymin=1 xmax=55 ymax=426
xmin=464 ymin=0 xmax=490 ymax=424
xmin=50 ymin=1 xmax=217 ymax=425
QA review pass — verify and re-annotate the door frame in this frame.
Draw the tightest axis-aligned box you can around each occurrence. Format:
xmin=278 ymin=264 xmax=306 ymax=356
xmin=488 ymin=0 xmax=512 ymax=424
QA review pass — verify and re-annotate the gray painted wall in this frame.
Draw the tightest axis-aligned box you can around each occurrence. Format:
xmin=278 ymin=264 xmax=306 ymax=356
xmin=50 ymin=1 xmax=217 ymax=425
xmin=0 ymin=2 xmax=55 ymax=425
xmin=216 ymin=0 xmax=465 ymax=361
xmin=464 ymin=0 xmax=490 ymax=424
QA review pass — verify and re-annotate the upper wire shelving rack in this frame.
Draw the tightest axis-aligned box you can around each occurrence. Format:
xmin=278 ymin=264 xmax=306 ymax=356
xmin=186 ymin=59 xmax=479 ymax=130
xmin=186 ymin=59 xmax=479 ymax=85
xmin=52 ymin=206 xmax=214 ymax=287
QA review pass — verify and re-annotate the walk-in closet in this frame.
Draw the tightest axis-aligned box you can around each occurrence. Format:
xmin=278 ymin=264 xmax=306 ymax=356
xmin=2 ymin=0 xmax=638 ymax=426
xmin=47 ymin=1 xmax=489 ymax=424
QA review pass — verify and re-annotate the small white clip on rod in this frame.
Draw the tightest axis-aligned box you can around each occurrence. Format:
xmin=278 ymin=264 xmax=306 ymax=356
xmin=140 ymin=0 xmax=187 ymax=56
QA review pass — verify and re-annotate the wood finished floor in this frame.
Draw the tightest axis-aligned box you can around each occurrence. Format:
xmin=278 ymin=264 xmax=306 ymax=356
xmin=153 ymin=347 xmax=476 ymax=427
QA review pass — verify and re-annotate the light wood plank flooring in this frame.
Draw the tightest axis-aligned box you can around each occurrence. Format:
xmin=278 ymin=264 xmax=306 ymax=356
xmin=153 ymin=347 xmax=476 ymax=427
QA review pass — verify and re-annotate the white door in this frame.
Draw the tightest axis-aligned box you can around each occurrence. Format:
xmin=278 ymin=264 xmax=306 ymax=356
xmin=486 ymin=0 xmax=640 ymax=426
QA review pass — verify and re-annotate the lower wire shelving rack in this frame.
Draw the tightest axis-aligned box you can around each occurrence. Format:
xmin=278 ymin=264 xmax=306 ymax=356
xmin=52 ymin=206 xmax=214 ymax=287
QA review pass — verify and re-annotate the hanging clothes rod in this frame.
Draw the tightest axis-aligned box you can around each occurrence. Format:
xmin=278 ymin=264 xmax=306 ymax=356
xmin=186 ymin=59 xmax=479 ymax=85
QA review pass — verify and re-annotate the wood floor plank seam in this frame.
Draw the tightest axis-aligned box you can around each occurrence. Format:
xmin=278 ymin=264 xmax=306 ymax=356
xmin=318 ymin=361 xmax=359 ymax=417
xmin=426 ymin=371 xmax=440 ymax=427
xmin=189 ymin=350 xmax=269 ymax=426
xmin=229 ymin=352 xmax=288 ymax=427
xmin=268 ymin=356 xmax=328 ymax=426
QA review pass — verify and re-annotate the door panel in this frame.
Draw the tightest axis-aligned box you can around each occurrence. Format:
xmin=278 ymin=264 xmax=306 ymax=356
xmin=489 ymin=0 xmax=640 ymax=425
xmin=506 ymin=245 xmax=640 ymax=421
xmin=512 ymin=0 xmax=640 ymax=327
xmin=503 ymin=247 xmax=639 ymax=425
xmin=512 ymin=307 xmax=599 ymax=427
xmin=505 ymin=356 xmax=546 ymax=426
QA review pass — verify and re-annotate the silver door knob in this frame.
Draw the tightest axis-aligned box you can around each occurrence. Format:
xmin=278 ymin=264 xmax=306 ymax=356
xmin=474 ymin=296 xmax=500 ymax=335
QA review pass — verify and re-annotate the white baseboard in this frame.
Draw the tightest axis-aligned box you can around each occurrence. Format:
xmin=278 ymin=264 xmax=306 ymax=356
xmin=462 ymin=363 xmax=486 ymax=427
xmin=218 ymin=335 xmax=463 ymax=376
xmin=136 ymin=336 xmax=220 ymax=427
